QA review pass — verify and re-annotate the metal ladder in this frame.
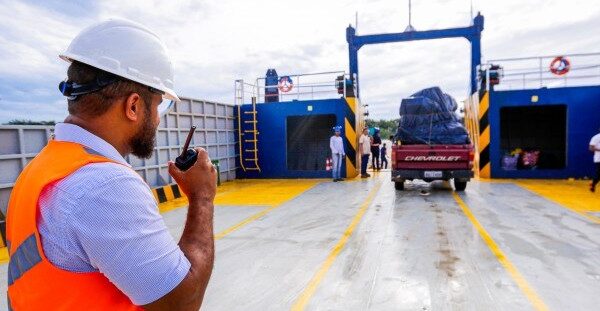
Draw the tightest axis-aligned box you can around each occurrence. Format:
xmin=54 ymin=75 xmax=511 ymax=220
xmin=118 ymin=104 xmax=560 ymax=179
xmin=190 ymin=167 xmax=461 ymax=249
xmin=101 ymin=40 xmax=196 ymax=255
xmin=237 ymin=97 xmax=260 ymax=172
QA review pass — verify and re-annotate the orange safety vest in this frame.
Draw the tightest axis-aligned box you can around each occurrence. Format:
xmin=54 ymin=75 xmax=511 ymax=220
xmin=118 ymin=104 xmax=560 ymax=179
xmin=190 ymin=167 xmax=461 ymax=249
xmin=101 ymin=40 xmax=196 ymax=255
xmin=6 ymin=140 xmax=143 ymax=310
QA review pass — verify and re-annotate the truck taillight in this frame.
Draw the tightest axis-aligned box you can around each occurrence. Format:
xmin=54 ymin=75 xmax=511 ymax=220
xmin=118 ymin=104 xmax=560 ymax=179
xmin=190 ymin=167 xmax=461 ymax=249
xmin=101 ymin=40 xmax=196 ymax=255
xmin=469 ymin=149 xmax=475 ymax=168
xmin=391 ymin=149 xmax=396 ymax=163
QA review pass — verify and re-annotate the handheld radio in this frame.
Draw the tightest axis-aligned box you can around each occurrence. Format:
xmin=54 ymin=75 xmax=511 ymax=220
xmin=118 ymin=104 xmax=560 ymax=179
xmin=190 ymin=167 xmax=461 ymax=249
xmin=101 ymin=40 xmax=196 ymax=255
xmin=175 ymin=126 xmax=198 ymax=171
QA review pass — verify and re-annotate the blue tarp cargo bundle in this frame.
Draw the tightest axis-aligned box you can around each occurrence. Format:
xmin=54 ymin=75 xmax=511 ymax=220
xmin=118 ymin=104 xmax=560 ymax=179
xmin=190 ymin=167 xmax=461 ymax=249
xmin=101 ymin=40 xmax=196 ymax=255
xmin=396 ymin=87 xmax=470 ymax=145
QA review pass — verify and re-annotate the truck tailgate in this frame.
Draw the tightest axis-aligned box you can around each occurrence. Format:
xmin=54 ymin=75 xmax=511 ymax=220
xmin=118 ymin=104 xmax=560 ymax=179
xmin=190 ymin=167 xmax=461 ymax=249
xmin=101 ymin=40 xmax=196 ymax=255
xmin=392 ymin=145 xmax=473 ymax=170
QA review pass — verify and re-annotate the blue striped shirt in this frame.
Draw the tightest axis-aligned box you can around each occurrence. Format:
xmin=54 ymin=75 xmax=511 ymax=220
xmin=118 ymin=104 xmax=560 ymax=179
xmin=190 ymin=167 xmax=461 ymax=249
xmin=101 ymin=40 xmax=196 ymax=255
xmin=37 ymin=123 xmax=190 ymax=305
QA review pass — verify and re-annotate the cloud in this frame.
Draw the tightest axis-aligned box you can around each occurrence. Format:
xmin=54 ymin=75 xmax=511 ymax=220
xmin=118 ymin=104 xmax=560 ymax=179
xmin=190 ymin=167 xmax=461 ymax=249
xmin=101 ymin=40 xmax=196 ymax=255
xmin=0 ymin=1 xmax=95 ymax=122
xmin=0 ymin=0 xmax=599 ymax=123
xmin=0 ymin=1 xmax=93 ymax=78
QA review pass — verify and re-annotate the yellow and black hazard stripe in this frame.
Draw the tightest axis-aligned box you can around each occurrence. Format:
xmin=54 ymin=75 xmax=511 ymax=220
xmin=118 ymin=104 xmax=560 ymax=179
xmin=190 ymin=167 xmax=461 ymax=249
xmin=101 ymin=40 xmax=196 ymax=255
xmin=478 ymin=90 xmax=491 ymax=178
xmin=152 ymin=184 xmax=184 ymax=204
xmin=343 ymin=97 xmax=359 ymax=178
xmin=0 ymin=219 xmax=5 ymax=248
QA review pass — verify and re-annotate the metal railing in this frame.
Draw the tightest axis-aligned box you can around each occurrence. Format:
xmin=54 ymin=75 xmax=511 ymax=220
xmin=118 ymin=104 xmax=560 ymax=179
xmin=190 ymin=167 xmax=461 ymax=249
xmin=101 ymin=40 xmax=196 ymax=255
xmin=234 ymin=71 xmax=356 ymax=105
xmin=482 ymin=52 xmax=600 ymax=91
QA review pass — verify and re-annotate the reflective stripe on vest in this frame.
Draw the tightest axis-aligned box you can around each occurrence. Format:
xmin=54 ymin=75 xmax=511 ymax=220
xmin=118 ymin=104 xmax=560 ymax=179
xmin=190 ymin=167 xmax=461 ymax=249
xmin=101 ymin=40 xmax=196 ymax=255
xmin=7 ymin=234 xmax=41 ymax=286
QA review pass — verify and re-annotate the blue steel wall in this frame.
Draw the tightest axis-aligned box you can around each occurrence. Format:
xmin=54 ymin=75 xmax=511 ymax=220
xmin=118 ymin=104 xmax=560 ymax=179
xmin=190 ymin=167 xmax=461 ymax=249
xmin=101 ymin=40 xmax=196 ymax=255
xmin=236 ymin=98 xmax=352 ymax=178
xmin=489 ymin=86 xmax=600 ymax=178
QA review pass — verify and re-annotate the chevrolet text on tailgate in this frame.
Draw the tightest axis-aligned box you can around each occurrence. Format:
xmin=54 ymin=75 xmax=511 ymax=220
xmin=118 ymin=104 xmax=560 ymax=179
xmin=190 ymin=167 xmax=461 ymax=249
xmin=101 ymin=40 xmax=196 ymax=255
xmin=404 ymin=155 xmax=462 ymax=161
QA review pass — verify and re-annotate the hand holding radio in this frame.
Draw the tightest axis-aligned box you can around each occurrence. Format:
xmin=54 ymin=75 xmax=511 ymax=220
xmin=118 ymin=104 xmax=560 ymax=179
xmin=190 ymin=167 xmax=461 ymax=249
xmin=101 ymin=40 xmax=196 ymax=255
xmin=168 ymin=126 xmax=217 ymax=201
xmin=175 ymin=126 xmax=198 ymax=171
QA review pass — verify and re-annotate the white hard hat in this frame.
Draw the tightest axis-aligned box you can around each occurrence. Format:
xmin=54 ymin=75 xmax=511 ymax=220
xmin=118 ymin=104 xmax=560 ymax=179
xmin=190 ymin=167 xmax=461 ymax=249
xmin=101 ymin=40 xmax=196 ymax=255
xmin=60 ymin=18 xmax=180 ymax=102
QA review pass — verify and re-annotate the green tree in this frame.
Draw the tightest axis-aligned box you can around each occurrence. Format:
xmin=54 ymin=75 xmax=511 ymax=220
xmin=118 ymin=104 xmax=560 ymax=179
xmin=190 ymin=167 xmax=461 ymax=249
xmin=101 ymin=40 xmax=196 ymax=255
xmin=4 ymin=119 xmax=56 ymax=125
xmin=365 ymin=118 xmax=399 ymax=139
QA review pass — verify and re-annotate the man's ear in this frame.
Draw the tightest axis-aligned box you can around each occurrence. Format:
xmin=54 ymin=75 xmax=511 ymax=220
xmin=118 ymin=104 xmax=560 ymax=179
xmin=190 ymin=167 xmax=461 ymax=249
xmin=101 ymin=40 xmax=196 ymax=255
xmin=124 ymin=93 xmax=141 ymax=121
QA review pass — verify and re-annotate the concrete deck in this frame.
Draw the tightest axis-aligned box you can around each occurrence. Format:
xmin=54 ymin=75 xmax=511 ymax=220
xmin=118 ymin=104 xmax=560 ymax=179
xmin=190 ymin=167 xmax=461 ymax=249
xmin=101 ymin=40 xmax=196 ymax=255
xmin=1 ymin=172 xmax=599 ymax=310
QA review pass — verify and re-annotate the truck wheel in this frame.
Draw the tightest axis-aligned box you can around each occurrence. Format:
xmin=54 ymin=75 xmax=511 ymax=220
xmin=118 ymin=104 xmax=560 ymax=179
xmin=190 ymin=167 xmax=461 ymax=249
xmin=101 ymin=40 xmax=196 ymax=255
xmin=454 ymin=180 xmax=467 ymax=191
xmin=395 ymin=181 xmax=405 ymax=190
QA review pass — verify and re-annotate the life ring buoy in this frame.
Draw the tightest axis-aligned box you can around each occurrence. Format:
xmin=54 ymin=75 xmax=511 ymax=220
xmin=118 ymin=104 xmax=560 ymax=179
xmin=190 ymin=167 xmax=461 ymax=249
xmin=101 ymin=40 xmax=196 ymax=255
xmin=550 ymin=56 xmax=570 ymax=76
xmin=278 ymin=76 xmax=293 ymax=92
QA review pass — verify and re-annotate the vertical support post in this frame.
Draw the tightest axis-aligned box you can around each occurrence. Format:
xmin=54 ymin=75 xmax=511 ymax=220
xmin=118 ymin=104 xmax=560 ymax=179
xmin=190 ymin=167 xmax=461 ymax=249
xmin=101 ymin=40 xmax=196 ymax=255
xmin=408 ymin=0 xmax=412 ymax=26
xmin=485 ymin=64 xmax=490 ymax=93
xmin=236 ymin=105 xmax=246 ymax=172
xmin=343 ymin=73 xmax=347 ymax=98
xmin=470 ymin=13 xmax=484 ymax=95
xmin=241 ymin=81 xmax=245 ymax=105
xmin=256 ymin=78 xmax=261 ymax=102
xmin=346 ymin=25 xmax=360 ymax=98
xmin=470 ymin=36 xmax=481 ymax=95
xmin=18 ymin=128 xmax=26 ymax=171
xmin=539 ymin=57 xmax=543 ymax=87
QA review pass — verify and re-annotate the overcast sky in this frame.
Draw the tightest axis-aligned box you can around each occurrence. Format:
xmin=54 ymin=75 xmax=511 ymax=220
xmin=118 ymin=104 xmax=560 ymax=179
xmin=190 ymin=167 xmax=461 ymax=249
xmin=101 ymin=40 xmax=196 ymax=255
xmin=0 ymin=0 xmax=598 ymax=122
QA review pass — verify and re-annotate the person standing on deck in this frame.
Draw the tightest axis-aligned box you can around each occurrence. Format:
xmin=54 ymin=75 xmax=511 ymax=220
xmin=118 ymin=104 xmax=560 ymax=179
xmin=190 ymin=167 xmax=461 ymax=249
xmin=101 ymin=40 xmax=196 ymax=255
xmin=6 ymin=19 xmax=215 ymax=311
xmin=330 ymin=126 xmax=345 ymax=182
xmin=359 ymin=127 xmax=371 ymax=178
xmin=589 ymin=128 xmax=600 ymax=192
xmin=381 ymin=143 xmax=388 ymax=169
xmin=371 ymin=128 xmax=382 ymax=171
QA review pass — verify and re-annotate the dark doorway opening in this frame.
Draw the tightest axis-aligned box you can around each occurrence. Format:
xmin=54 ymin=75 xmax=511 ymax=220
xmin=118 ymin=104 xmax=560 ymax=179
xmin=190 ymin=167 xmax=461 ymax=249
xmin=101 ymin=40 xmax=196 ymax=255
xmin=500 ymin=105 xmax=567 ymax=169
xmin=287 ymin=114 xmax=336 ymax=171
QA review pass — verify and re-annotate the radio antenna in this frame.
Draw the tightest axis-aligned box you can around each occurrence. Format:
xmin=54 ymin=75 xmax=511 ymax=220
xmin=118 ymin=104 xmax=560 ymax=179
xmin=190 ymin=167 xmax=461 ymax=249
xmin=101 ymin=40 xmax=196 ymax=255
xmin=405 ymin=0 xmax=415 ymax=32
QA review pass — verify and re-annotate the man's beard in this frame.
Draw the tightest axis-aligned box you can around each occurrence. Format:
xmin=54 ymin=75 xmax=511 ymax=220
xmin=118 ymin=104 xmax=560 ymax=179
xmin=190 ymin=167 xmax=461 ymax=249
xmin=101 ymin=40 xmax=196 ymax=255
xmin=130 ymin=114 xmax=157 ymax=159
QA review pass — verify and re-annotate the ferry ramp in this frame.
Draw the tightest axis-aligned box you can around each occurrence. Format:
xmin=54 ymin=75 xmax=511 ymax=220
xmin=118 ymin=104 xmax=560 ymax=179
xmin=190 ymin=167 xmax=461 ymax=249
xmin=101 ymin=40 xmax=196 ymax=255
xmin=2 ymin=172 xmax=599 ymax=310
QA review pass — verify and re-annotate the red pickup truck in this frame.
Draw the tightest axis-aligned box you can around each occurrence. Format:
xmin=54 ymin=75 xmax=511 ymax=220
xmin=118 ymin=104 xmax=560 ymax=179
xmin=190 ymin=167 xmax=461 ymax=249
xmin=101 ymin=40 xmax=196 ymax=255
xmin=391 ymin=144 xmax=474 ymax=191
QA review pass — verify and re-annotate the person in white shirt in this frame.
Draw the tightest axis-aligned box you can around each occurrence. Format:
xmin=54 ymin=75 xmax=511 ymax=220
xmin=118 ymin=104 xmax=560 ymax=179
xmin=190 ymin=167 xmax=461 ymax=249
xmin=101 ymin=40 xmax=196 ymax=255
xmin=359 ymin=127 xmax=371 ymax=178
xmin=589 ymin=129 xmax=600 ymax=192
xmin=330 ymin=126 xmax=345 ymax=182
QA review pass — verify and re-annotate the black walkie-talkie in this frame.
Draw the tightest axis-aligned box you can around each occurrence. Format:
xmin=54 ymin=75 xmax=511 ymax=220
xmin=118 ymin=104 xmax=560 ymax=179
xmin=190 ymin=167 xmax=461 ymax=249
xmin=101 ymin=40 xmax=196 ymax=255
xmin=175 ymin=126 xmax=198 ymax=171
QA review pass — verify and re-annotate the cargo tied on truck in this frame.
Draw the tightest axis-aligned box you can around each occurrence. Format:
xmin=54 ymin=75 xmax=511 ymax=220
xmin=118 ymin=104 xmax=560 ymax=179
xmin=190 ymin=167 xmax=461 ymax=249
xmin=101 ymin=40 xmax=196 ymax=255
xmin=392 ymin=87 xmax=475 ymax=191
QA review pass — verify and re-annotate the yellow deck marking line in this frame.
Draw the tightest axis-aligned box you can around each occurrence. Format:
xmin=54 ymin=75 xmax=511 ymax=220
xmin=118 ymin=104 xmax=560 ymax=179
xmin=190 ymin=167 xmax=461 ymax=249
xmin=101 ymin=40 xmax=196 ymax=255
xmin=159 ymin=179 xmax=321 ymax=239
xmin=158 ymin=197 xmax=190 ymax=213
xmin=0 ymin=180 xmax=325 ymax=265
xmin=214 ymin=181 xmax=321 ymax=240
xmin=291 ymin=182 xmax=382 ymax=311
xmin=452 ymin=193 xmax=549 ymax=311
xmin=159 ymin=180 xmax=320 ymax=242
xmin=0 ymin=180 xmax=321 ymax=265
xmin=214 ymin=204 xmax=279 ymax=240
xmin=158 ymin=179 xmax=323 ymax=213
xmin=475 ymin=178 xmax=514 ymax=183
xmin=516 ymin=180 xmax=600 ymax=224
xmin=215 ymin=180 xmax=320 ymax=206
xmin=581 ymin=212 xmax=600 ymax=223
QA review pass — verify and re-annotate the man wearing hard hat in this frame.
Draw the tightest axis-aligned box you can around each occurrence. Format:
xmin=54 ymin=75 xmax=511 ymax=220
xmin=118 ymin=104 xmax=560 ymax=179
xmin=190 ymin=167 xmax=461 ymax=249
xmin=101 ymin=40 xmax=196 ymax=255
xmin=6 ymin=20 xmax=215 ymax=310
